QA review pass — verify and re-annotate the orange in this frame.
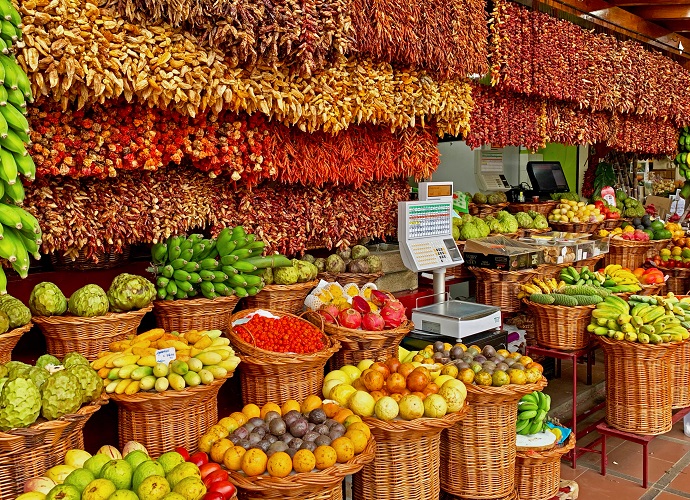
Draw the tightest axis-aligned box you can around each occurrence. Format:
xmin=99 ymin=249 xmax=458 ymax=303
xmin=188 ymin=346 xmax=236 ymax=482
xmin=242 ymin=404 xmax=261 ymax=419
xmin=210 ymin=438 xmax=233 ymax=463
xmin=347 ymin=422 xmax=371 ymax=440
xmin=519 ymin=356 xmax=533 ymax=366
xmin=281 ymin=399 xmax=301 ymax=415
xmin=241 ymin=448 xmax=268 ymax=476
xmin=508 ymin=369 xmax=527 ymax=385
xmin=352 ymin=378 xmax=367 ymax=391
xmin=230 ymin=412 xmax=248 ymax=426
xmin=322 ymin=402 xmax=341 ymax=418
xmin=423 ymin=383 xmax=439 ymax=396
xmin=198 ymin=433 xmax=219 ymax=454
xmin=334 ymin=408 xmax=353 ymax=424
xmin=223 ymin=445 xmax=246 ymax=471
xmin=292 ymin=449 xmax=316 ymax=473
xmin=458 ymin=368 xmax=475 ymax=385
xmin=301 ymin=395 xmax=323 ymax=414
xmin=397 ymin=362 xmax=416 ymax=378
xmin=362 ymin=369 xmax=385 ymax=392
xmin=390 ymin=393 xmax=403 ymax=403
xmin=345 ymin=429 xmax=368 ymax=454
xmin=386 ymin=373 xmax=407 ymax=394
xmin=314 ymin=445 xmax=338 ymax=470
xmin=331 ymin=437 xmax=355 ymax=463
xmin=218 ymin=417 xmax=239 ymax=433
xmin=526 ymin=362 xmax=544 ymax=374
xmin=369 ymin=390 xmax=386 ymax=402
xmin=261 ymin=402 xmax=282 ymax=419
xmin=343 ymin=414 xmax=362 ymax=427
xmin=266 ymin=451 xmax=293 ymax=478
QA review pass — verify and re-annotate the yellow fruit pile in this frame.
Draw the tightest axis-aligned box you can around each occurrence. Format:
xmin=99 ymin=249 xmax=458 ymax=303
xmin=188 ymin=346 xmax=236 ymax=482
xmin=199 ymin=397 xmax=372 ymax=478
xmin=91 ymin=328 xmax=240 ymax=395
xmin=548 ymin=200 xmax=605 ymax=224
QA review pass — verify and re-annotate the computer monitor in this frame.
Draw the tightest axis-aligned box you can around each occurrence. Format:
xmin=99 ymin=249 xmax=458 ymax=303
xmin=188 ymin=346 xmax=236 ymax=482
xmin=527 ymin=161 xmax=569 ymax=194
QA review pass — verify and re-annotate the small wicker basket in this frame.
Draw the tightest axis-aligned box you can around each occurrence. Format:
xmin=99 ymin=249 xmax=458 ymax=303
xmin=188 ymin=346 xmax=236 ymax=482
xmin=229 ymin=438 xmax=375 ymax=500
xmin=514 ymin=433 xmax=576 ymax=500
xmin=597 ymin=335 xmax=681 ymax=435
xmin=354 ymin=409 xmax=469 ymax=500
xmin=524 ymin=300 xmax=595 ymax=351
xmin=228 ymin=309 xmax=340 ymax=406
xmin=441 ymin=378 xmax=548 ymax=500
xmin=603 ymin=239 xmax=655 ymax=271
xmin=0 ymin=323 xmax=32 ymax=364
xmin=469 ymin=202 xmax=509 ymax=217
xmin=242 ymin=280 xmax=318 ymax=314
xmin=33 ymin=307 xmax=152 ymax=360
xmin=508 ymin=201 xmax=557 ymax=217
xmin=469 ymin=267 xmax=539 ymax=313
xmin=110 ymin=377 xmax=229 ymax=457
xmin=153 ymin=296 xmax=239 ymax=332
xmin=317 ymin=272 xmax=383 ymax=287
xmin=549 ymin=221 xmax=602 ymax=233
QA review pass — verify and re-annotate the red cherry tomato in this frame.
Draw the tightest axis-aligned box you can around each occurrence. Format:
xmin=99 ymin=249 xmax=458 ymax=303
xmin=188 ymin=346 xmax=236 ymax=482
xmin=199 ymin=462 xmax=222 ymax=479
xmin=208 ymin=481 xmax=237 ymax=499
xmin=175 ymin=446 xmax=191 ymax=461
xmin=203 ymin=469 xmax=230 ymax=486
xmin=189 ymin=451 xmax=209 ymax=467
xmin=202 ymin=492 xmax=225 ymax=500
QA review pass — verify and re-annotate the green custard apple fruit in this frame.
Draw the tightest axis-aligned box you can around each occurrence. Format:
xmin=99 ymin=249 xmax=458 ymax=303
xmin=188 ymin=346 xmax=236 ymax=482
xmin=0 ymin=310 xmax=9 ymax=334
xmin=63 ymin=352 xmax=90 ymax=369
xmin=29 ymin=366 xmax=50 ymax=392
xmin=41 ymin=370 xmax=83 ymax=420
xmin=0 ymin=297 xmax=31 ymax=328
xmin=0 ymin=376 xmax=41 ymax=430
xmin=36 ymin=354 xmax=61 ymax=370
xmin=107 ymin=273 xmax=156 ymax=312
xmin=29 ymin=282 xmax=68 ymax=316
xmin=68 ymin=285 xmax=109 ymax=317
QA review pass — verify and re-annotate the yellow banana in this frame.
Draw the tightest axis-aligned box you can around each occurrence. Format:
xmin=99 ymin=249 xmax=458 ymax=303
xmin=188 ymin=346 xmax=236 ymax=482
xmin=135 ymin=329 xmax=166 ymax=342
xmin=115 ymin=378 xmax=133 ymax=394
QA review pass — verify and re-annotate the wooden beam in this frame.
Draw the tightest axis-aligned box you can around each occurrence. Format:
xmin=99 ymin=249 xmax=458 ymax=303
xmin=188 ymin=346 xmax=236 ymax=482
xmin=660 ymin=20 xmax=690 ymax=32
xmin=626 ymin=5 xmax=690 ymax=20
xmin=608 ymin=0 xmax=690 ymax=6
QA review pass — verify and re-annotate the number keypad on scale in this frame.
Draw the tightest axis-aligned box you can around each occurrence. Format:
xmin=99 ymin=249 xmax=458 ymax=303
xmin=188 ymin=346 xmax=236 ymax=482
xmin=410 ymin=242 xmax=448 ymax=267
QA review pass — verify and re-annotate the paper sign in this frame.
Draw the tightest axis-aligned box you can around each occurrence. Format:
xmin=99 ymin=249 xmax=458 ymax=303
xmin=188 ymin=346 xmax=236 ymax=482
xmin=453 ymin=191 xmax=469 ymax=214
xmin=155 ymin=347 xmax=176 ymax=365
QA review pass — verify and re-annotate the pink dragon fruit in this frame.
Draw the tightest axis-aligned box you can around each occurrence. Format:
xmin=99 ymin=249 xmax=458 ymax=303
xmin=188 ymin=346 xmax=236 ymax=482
xmin=338 ymin=308 xmax=362 ymax=329
xmin=380 ymin=300 xmax=406 ymax=328
xmin=361 ymin=312 xmax=385 ymax=331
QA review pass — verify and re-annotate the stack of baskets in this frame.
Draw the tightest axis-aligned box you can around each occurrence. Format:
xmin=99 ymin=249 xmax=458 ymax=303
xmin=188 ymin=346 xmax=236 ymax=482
xmin=440 ymin=378 xmax=548 ymax=500
xmin=354 ymin=409 xmax=469 ymax=500
xmin=514 ymin=433 xmax=576 ymax=500
xmin=243 ymin=280 xmax=318 ymax=314
xmin=228 ymin=309 xmax=339 ymax=406
xmin=0 ymin=323 xmax=32 ymax=363
xmin=153 ymin=296 xmax=239 ymax=332
xmin=603 ymin=239 xmax=654 ymax=271
xmin=468 ymin=267 xmax=539 ymax=314
xmin=524 ymin=299 xmax=595 ymax=350
xmin=33 ymin=306 xmax=152 ymax=360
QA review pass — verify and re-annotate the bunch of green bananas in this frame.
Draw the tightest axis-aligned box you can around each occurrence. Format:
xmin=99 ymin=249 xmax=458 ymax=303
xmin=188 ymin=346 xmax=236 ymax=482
xmin=517 ymin=390 xmax=551 ymax=435
xmin=0 ymin=0 xmax=40 ymax=292
xmin=150 ymin=226 xmax=292 ymax=300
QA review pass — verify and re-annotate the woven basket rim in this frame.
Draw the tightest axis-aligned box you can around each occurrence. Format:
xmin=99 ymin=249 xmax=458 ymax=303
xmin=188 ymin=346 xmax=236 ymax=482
xmin=523 ymin=299 xmax=597 ymax=312
xmin=516 ymin=432 xmax=576 ymax=460
xmin=468 ymin=267 xmax=539 ymax=279
xmin=362 ymin=404 xmax=469 ymax=433
xmin=321 ymin=319 xmax=413 ymax=342
xmin=255 ymin=280 xmax=319 ymax=293
xmin=110 ymin=375 xmax=230 ymax=405
xmin=0 ymin=394 xmax=108 ymax=452
xmin=465 ymin=376 xmax=548 ymax=397
xmin=549 ymin=221 xmax=602 ymax=230
xmin=153 ymin=295 xmax=239 ymax=312
xmin=32 ymin=305 xmax=153 ymax=328
xmin=608 ymin=238 xmax=655 ymax=249
xmin=468 ymin=202 xmax=509 ymax=209
xmin=0 ymin=322 xmax=32 ymax=340
xmin=596 ymin=334 xmax=687 ymax=353
xmin=318 ymin=271 xmax=383 ymax=282
xmin=228 ymin=309 xmax=339 ymax=362
xmin=228 ymin=437 xmax=375 ymax=493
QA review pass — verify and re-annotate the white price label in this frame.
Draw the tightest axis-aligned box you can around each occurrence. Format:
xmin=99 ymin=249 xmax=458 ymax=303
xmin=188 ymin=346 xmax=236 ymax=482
xmin=155 ymin=347 xmax=176 ymax=365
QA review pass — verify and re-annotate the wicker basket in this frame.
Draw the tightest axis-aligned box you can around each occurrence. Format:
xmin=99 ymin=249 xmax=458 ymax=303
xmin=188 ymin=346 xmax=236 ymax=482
xmin=508 ymin=201 xmax=557 ymax=217
xmin=603 ymin=239 xmax=655 ymax=271
xmin=0 ymin=396 xmax=106 ymax=499
xmin=243 ymin=280 xmax=318 ymax=314
xmin=549 ymin=221 xmax=602 ymax=233
xmin=469 ymin=267 xmax=539 ymax=313
xmin=49 ymin=247 xmax=131 ymax=271
xmin=666 ymin=276 xmax=688 ymax=295
xmin=153 ymin=296 xmax=239 ymax=332
xmin=469 ymin=202 xmax=509 ymax=217
xmin=228 ymin=309 xmax=340 ymax=407
xmin=354 ymin=409 xmax=469 ymax=500
xmin=441 ymin=378 xmax=548 ymax=499
xmin=514 ymin=433 xmax=576 ymax=500
xmin=0 ymin=323 xmax=32 ymax=364
xmin=230 ymin=438 xmax=375 ymax=499
xmin=640 ymin=283 xmax=665 ymax=296
xmin=110 ymin=377 xmax=229 ymax=457
xmin=597 ymin=335 xmax=681 ymax=435
xmin=602 ymin=218 xmax=623 ymax=230
xmin=32 ymin=307 xmax=152 ymax=360
xmin=317 ymin=272 xmax=383 ymax=287
xmin=524 ymin=300 xmax=594 ymax=350
xmin=319 ymin=320 xmax=413 ymax=371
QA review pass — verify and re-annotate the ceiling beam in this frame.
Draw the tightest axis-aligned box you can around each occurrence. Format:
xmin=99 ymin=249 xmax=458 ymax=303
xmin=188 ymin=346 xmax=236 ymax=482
xmin=660 ymin=20 xmax=690 ymax=32
xmin=626 ymin=5 xmax=690 ymax=20
xmin=607 ymin=0 xmax=690 ymax=6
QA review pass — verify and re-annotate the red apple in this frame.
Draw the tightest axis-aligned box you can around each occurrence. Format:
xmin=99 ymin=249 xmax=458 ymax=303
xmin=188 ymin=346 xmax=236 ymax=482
xmin=189 ymin=451 xmax=209 ymax=467
xmin=200 ymin=462 xmax=222 ymax=479
xmin=203 ymin=469 xmax=230 ymax=486
xmin=203 ymin=493 xmax=225 ymax=500
xmin=175 ymin=446 xmax=191 ymax=461
xmin=208 ymin=481 xmax=237 ymax=500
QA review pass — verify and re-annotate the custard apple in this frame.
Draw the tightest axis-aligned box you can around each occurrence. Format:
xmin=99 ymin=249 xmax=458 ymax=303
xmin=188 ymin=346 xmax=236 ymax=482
xmin=0 ymin=298 xmax=31 ymax=329
xmin=0 ymin=377 xmax=41 ymax=430
xmin=0 ymin=311 xmax=8 ymax=334
xmin=5 ymin=361 xmax=31 ymax=380
xmin=68 ymin=285 xmax=109 ymax=317
xmin=106 ymin=273 xmax=156 ymax=313
xmin=29 ymin=282 xmax=67 ymax=317
xmin=29 ymin=366 xmax=50 ymax=392
xmin=0 ymin=365 xmax=7 ymax=378
xmin=62 ymin=352 xmax=89 ymax=369
xmin=41 ymin=370 xmax=83 ymax=420
xmin=0 ymin=378 xmax=6 ymax=393
xmin=68 ymin=365 xmax=103 ymax=404
xmin=36 ymin=354 xmax=61 ymax=370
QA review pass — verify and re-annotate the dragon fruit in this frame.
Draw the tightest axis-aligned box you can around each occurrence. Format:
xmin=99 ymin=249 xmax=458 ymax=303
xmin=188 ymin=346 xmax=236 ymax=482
xmin=361 ymin=312 xmax=385 ymax=331
xmin=338 ymin=308 xmax=362 ymax=329
xmin=370 ymin=290 xmax=391 ymax=307
xmin=319 ymin=304 xmax=340 ymax=325
xmin=351 ymin=296 xmax=371 ymax=314
xmin=380 ymin=300 xmax=406 ymax=328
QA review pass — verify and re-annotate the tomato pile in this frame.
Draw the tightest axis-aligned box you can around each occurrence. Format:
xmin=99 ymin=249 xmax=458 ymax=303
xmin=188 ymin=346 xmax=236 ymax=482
xmin=238 ymin=315 xmax=325 ymax=354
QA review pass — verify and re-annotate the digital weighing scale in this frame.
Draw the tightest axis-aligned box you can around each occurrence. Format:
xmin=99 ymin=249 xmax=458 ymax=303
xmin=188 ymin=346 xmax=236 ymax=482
xmin=475 ymin=146 xmax=511 ymax=192
xmin=398 ymin=182 xmax=503 ymax=342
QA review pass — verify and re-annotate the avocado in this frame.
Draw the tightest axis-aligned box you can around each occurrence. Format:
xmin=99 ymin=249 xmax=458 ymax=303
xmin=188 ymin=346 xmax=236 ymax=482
xmin=641 ymin=215 xmax=652 ymax=227
xmin=632 ymin=218 xmax=642 ymax=227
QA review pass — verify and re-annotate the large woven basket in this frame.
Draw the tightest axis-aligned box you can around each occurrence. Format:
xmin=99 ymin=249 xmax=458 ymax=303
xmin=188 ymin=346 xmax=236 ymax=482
xmin=603 ymin=239 xmax=655 ymax=271
xmin=110 ymin=377 xmax=229 ymax=457
xmin=673 ymin=340 xmax=690 ymax=409
xmin=0 ymin=323 xmax=32 ymax=364
xmin=353 ymin=409 xmax=469 ymax=500
xmin=153 ymin=296 xmax=239 ymax=332
xmin=602 ymin=218 xmax=624 ymax=230
xmin=508 ymin=201 xmax=557 ymax=217
xmin=597 ymin=335 xmax=681 ymax=435
xmin=49 ymin=247 xmax=131 ymax=271
xmin=0 ymin=396 xmax=107 ymax=499
xmin=230 ymin=438 xmax=375 ymax=499
xmin=33 ymin=307 xmax=152 ymax=360
xmin=514 ymin=433 xmax=576 ymax=500
xmin=524 ymin=300 xmax=595 ymax=350
xmin=441 ymin=378 xmax=548 ymax=499
xmin=469 ymin=202 xmax=509 ymax=217
xmin=469 ymin=267 xmax=539 ymax=313
xmin=228 ymin=309 xmax=340 ymax=407
xmin=666 ymin=275 xmax=688 ymax=295
xmin=318 ymin=272 xmax=383 ymax=287
xmin=243 ymin=280 xmax=318 ymax=314
xmin=549 ymin=221 xmax=602 ymax=233
xmin=537 ymin=255 xmax=604 ymax=280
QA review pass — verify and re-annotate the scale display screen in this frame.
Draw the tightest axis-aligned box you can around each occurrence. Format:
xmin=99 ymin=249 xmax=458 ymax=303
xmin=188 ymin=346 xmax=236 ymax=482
xmin=406 ymin=203 xmax=452 ymax=239
xmin=426 ymin=184 xmax=452 ymax=198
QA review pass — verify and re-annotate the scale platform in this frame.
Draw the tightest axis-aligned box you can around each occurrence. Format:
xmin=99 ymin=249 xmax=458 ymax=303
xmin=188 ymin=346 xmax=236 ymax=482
xmin=411 ymin=300 xmax=502 ymax=342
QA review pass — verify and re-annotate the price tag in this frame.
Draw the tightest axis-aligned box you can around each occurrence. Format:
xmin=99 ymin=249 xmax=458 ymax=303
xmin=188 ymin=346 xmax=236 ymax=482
xmin=155 ymin=347 xmax=176 ymax=365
